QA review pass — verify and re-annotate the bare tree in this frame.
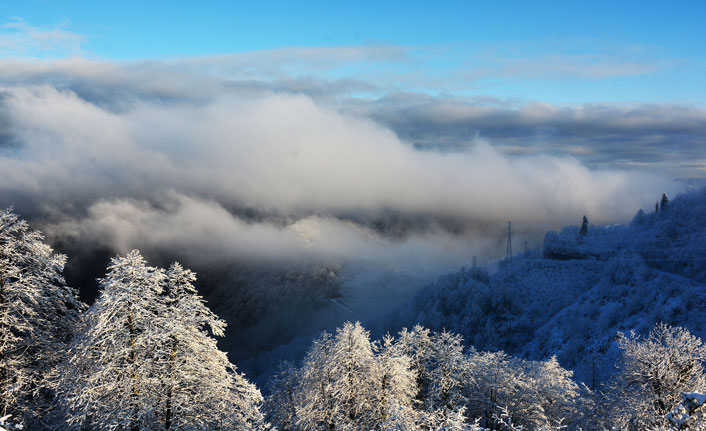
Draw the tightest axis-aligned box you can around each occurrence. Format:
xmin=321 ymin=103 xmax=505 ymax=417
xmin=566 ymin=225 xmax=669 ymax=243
xmin=604 ymin=323 xmax=706 ymax=430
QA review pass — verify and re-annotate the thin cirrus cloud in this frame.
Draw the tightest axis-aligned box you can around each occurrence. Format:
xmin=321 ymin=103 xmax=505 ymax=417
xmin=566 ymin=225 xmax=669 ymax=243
xmin=0 ymin=59 xmax=683 ymax=273
xmin=0 ymin=18 xmax=669 ymax=96
xmin=493 ymin=53 xmax=659 ymax=80
xmin=0 ymin=19 xmax=84 ymax=58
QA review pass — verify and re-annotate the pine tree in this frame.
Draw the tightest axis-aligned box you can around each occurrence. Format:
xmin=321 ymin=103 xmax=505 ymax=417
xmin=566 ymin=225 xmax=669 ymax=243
xmin=579 ymin=215 xmax=589 ymax=236
xmin=59 ymin=251 xmax=267 ymax=431
xmin=661 ymin=193 xmax=670 ymax=212
xmin=157 ymin=263 xmax=268 ymax=431
xmin=0 ymin=208 xmax=82 ymax=425
xmin=59 ymin=250 xmax=166 ymax=430
xmin=328 ymin=321 xmax=379 ymax=430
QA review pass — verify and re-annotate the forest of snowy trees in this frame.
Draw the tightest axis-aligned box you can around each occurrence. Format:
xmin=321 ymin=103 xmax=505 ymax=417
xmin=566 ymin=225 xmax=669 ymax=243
xmin=0 ymin=209 xmax=266 ymax=430
xmin=4 ymin=188 xmax=706 ymax=430
xmin=264 ymin=322 xmax=706 ymax=431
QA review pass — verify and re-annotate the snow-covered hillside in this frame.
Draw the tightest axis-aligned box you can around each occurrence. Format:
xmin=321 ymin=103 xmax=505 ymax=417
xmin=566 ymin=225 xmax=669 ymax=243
xmin=387 ymin=187 xmax=706 ymax=387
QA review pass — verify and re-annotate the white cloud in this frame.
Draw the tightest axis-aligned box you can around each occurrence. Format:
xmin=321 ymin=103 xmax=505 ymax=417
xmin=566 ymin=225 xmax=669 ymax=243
xmin=0 ymin=82 xmax=678 ymax=271
xmin=0 ymin=19 xmax=84 ymax=59
xmin=48 ymin=193 xmax=486 ymax=273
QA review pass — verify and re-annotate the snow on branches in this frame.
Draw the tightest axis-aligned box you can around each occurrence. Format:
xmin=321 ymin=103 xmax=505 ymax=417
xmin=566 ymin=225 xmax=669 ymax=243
xmin=265 ymin=321 xmax=583 ymax=431
xmin=58 ymin=250 xmax=268 ymax=431
xmin=667 ymin=392 xmax=706 ymax=430
xmin=0 ymin=208 xmax=82 ymax=425
xmin=604 ymin=323 xmax=706 ymax=430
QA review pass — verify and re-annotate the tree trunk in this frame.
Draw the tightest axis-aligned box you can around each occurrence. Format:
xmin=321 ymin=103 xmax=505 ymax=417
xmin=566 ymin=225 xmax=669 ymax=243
xmin=165 ymin=336 xmax=177 ymax=431
xmin=164 ymin=387 xmax=172 ymax=431
xmin=0 ymin=274 xmax=6 ymax=417
xmin=128 ymin=310 xmax=139 ymax=431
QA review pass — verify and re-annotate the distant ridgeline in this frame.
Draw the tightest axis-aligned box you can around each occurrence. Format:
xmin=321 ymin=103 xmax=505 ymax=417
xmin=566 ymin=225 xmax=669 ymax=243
xmin=386 ymin=187 xmax=706 ymax=388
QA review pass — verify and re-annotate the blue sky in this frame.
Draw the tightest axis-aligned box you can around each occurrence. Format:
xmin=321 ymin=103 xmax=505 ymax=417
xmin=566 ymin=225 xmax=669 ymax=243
xmin=1 ymin=0 xmax=705 ymax=105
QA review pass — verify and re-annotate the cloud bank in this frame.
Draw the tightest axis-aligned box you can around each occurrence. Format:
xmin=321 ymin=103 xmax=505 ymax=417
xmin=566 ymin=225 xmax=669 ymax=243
xmin=0 ymin=58 xmax=688 ymax=278
xmin=356 ymin=95 xmax=706 ymax=179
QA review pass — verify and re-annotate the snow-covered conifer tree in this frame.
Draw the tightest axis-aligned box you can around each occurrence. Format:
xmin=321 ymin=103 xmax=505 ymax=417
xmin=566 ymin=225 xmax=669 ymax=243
xmin=59 ymin=250 xmax=167 ymax=430
xmin=60 ymin=251 xmax=267 ymax=431
xmin=328 ymin=321 xmax=379 ymax=430
xmin=580 ymin=215 xmax=589 ymax=236
xmin=0 ymin=208 xmax=82 ymax=424
xmin=156 ymin=262 xmax=267 ymax=430
xmin=661 ymin=193 xmax=670 ymax=212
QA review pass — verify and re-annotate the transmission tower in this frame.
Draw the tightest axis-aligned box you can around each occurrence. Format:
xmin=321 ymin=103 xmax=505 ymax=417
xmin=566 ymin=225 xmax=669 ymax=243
xmin=506 ymin=221 xmax=513 ymax=268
